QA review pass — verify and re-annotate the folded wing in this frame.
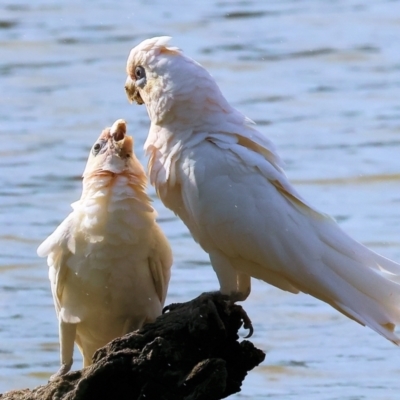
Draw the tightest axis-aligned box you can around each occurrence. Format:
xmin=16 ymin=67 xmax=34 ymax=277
xmin=178 ymin=132 xmax=400 ymax=344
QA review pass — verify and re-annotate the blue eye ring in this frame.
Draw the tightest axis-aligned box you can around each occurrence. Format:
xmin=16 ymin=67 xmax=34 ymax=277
xmin=135 ymin=66 xmax=145 ymax=80
xmin=92 ymin=141 xmax=103 ymax=156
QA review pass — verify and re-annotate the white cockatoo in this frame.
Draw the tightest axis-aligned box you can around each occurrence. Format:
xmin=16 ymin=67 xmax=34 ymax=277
xmin=37 ymin=119 xmax=172 ymax=378
xmin=124 ymin=36 xmax=400 ymax=345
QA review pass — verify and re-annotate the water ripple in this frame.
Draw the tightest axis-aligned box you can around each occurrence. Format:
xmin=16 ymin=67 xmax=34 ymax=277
xmin=1 ymin=0 xmax=400 ymax=398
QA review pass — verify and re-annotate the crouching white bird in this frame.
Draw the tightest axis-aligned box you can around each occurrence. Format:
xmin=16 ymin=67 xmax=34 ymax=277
xmin=124 ymin=36 xmax=400 ymax=344
xmin=37 ymin=119 xmax=172 ymax=378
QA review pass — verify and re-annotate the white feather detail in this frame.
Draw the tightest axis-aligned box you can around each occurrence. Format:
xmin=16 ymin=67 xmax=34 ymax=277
xmin=179 ymin=140 xmax=400 ymax=343
xmin=128 ymin=36 xmax=400 ymax=344
xmin=37 ymin=172 xmax=171 ymax=323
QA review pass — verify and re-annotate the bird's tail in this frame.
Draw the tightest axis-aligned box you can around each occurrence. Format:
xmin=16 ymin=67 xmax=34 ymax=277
xmin=265 ymin=179 xmax=400 ymax=345
xmin=311 ymin=221 xmax=400 ymax=345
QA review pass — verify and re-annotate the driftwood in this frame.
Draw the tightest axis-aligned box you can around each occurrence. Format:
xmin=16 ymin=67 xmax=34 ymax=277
xmin=0 ymin=293 xmax=265 ymax=400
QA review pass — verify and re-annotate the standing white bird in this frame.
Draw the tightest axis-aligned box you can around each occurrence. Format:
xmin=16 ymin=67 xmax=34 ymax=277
xmin=37 ymin=119 xmax=172 ymax=378
xmin=124 ymin=36 xmax=400 ymax=344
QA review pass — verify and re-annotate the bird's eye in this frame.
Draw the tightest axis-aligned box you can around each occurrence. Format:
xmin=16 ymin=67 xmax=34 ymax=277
xmin=92 ymin=142 xmax=102 ymax=156
xmin=135 ymin=66 xmax=145 ymax=80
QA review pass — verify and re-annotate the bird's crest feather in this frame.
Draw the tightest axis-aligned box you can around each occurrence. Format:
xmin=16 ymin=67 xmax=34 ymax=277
xmin=133 ymin=36 xmax=180 ymax=56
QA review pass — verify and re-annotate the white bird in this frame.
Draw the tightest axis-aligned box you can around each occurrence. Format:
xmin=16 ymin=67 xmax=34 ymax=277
xmin=124 ymin=36 xmax=400 ymax=344
xmin=37 ymin=119 xmax=172 ymax=378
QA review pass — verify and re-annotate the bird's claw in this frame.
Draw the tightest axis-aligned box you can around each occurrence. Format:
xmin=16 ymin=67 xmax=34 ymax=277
xmin=240 ymin=309 xmax=254 ymax=338
xmin=214 ymin=292 xmax=254 ymax=337
xmin=162 ymin=303 xmax=180 ymax=314
xmin=49 ymin=361 xmax=73 ymax=381
xmin=208 ymin=291 xmax=254 ymax=338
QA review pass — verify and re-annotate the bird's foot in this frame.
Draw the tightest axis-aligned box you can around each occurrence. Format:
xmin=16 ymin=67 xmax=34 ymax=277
xmin=239 ymin=307 xmax=254 ymax=338
xmin=202 ymin=291 xmax=254 ymax=338
xmin=49 ymin=360 xmax=73 ymax=381
xmin=162 ymin=302 xmax=181 ymax=314
xmin=204 ymin=289 xmax=249 ymax=303
xmin=163 ymin=291 xmax=254 ymax=338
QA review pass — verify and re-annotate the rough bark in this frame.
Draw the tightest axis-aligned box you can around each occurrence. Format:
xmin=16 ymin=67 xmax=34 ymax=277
xmin=0 ymin=293 xmax=265 ymax=400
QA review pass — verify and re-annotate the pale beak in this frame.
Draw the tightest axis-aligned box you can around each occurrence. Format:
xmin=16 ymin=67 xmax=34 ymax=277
xmin=124 ymin=76 xmax=144 ymax=105
xmin=124 ymin=76 xmax=135 ymax=103
xmin=110 ymin=119 xmax=126 ymax=142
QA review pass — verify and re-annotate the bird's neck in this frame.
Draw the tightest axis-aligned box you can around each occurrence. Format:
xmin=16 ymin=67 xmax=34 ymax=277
xmin=143 ymin=92 xmax=248 ymax=193
xmin=72 ymin=172 xmax=155 ymax=240
xmin=81 ymin=171 xmax=147 ymax=202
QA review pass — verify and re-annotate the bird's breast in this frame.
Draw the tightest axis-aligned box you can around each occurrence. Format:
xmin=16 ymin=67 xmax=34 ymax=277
xmin=67 ymin=177 xmax=157 ymax=279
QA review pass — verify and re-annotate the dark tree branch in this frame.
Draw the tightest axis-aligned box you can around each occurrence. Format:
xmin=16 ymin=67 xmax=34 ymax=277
xmin=0 ymin=293 xmax=265 ymax=400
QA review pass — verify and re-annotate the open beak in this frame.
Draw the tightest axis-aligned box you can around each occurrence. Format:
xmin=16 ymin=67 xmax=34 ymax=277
xmin=110 ymin=119 xmax=133 ymax=157
xmin=125 ymin=77 xmax=144 ymax=105
xmin=110 ymin=119 xmax=126 ymax=142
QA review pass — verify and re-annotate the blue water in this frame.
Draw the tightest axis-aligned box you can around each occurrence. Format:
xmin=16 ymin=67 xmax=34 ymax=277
xmin=1 ymin=0 xmax=400 ymax=398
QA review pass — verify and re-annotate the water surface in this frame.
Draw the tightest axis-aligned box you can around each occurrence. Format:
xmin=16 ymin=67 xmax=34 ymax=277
xmin=1 ymin=1 xmax=400 ymax=398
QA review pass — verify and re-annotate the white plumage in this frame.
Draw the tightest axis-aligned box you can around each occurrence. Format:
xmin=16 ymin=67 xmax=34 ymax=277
xmin=124 ymin=37 xmax=400 ymax=344
xmin=37 ymin=119 xmax=172 ymax=378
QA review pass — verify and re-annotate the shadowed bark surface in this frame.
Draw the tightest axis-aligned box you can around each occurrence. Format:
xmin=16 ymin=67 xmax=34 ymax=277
xmin=0 ymin=293 xmax=265 ymax=400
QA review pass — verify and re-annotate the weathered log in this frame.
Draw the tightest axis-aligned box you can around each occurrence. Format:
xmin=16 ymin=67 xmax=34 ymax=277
xmin=0 ymin=293 xmax=265 ymax=400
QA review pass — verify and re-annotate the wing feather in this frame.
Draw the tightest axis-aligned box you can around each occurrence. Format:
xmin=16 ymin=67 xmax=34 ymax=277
xmin=177 ymin=138 xmax=400 ymax=343
xmin=37 ymin=214 xmax=82 ymax=324
xmin=148 ymin=228 xmax=172 ymax=305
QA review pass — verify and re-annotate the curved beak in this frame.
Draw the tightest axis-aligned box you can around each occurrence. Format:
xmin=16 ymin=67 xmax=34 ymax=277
xmin=125 ymin=77 xmax=144 ymax=105
xmin=125 ymin=76 xmax=135 ymax=103
xmin=110 ymin=119 xmax=126 ymax=142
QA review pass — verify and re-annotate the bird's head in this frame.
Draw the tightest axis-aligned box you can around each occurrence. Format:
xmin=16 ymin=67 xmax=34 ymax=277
xmin=83 ymin=119 xmax=142 ymax=178
xmin=125 ymin=36 xmax=231 ymax=126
